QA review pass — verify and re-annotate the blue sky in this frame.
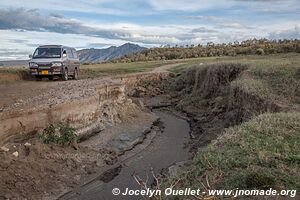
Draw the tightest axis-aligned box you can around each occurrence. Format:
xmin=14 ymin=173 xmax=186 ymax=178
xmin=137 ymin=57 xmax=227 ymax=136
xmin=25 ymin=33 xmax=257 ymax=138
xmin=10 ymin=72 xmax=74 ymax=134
xmin=0 ymin=0 xmax=300 ymax=60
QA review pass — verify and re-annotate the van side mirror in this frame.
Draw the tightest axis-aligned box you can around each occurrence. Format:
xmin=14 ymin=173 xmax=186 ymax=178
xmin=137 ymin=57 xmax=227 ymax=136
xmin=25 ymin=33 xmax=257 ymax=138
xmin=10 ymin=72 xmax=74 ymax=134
xmin=63 ymin=52 xmax=67 ymax=58
xmin=29 ymin=54 xmax=32 ymax=58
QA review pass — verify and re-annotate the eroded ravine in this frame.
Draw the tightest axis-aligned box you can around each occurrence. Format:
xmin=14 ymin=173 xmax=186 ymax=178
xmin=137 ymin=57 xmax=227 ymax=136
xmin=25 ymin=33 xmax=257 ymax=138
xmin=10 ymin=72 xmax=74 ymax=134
xmin=59 ymin=110 xmax=191 ymax=200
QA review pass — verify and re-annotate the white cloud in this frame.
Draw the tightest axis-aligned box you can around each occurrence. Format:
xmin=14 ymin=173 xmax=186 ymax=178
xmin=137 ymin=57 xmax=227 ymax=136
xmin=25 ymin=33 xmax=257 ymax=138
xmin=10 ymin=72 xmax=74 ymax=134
xmin=149 ymin=0 xmax=300 ymax=14
xmin=269 ymin=25 xmax=300 ymax=39
xmin=246 ymin=0 xmax=300 ymax=14
xmin=0 ymin=30 xmax=131 ymax=60
xmin=185 ymin=15 xmax=253 ymax=30
xmin=148 ymin=0 xmax=232 ymax=11
xmin=185 ymin=16 xmax=225 ymax=21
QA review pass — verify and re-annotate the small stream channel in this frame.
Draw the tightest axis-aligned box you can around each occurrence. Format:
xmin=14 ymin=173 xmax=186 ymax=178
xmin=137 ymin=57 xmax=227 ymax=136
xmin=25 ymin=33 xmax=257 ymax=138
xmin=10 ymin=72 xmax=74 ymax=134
xmin=60 ymin=110 xmax=191 ymax=200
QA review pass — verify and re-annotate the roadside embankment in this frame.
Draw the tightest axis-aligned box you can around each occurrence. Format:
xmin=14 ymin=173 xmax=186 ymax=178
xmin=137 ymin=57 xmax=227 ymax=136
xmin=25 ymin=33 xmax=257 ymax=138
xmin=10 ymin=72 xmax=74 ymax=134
xmin=0 ymin=81 xmax=136 ymax=144
xmin=0 ymin=72 xmax=172 ymax=145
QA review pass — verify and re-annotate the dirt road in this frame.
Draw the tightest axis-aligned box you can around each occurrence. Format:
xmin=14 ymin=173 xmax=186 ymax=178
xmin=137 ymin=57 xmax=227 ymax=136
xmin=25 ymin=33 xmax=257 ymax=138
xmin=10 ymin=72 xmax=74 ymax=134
xmin=0 ymin=63 xmax=183 ymax=111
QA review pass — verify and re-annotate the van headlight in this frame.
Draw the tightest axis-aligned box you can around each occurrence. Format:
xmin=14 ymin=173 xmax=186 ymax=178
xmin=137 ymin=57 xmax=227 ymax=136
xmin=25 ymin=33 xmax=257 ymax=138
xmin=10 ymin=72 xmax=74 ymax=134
xmin=52 ymin=62 xmax=63 ymax=67
xmin=29 ymin=62 xmax=38 ymax=67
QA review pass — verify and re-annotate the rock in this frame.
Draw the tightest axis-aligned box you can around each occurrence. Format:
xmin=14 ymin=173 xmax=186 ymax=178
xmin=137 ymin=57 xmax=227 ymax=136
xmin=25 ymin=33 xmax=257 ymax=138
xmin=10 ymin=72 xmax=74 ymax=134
xmin=24 ymin=142 xmax=32 ymax=147
xmin=71 ymin=140 xmax=79 ymax=150
xmin=0 ymin=146 xmax=9 ymax=152
xmin=12 ymin=151 xmax=19 ymax=157
xmin=118 ymin=134 xmax=131 ymax=142
xmin=167 ymin=161 xmax=187 ymax=179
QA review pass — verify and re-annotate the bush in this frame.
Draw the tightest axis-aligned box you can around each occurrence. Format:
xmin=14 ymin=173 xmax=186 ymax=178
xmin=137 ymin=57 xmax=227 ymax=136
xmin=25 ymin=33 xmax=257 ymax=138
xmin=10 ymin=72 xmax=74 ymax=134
xmin=38 ymin=124 xmax=57 ymax=144
xmin=38 ymin=123 xmax=77 ymax=146
xmin=58 ymin=123 xmax=77 ymax=146
xmin=256 ymin=48 xmax=265 ymax=55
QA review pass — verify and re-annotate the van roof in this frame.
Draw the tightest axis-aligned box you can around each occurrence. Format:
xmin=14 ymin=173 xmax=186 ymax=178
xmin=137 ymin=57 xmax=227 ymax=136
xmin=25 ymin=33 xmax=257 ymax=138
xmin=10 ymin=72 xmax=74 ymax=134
xmin=38 ymin=45 xmax=75 ymax=49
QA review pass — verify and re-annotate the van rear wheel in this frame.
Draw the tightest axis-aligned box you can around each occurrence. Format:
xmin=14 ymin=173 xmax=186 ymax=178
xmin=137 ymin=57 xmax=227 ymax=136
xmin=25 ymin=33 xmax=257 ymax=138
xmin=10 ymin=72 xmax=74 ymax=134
xmin=62 ymin=69 xmax=68 ymax=81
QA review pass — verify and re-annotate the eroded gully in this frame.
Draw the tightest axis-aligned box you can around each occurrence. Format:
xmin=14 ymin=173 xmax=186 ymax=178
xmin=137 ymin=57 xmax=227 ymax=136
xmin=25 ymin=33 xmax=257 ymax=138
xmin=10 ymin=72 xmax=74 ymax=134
xmin=59 ymin=110 xmax=191 ymax=200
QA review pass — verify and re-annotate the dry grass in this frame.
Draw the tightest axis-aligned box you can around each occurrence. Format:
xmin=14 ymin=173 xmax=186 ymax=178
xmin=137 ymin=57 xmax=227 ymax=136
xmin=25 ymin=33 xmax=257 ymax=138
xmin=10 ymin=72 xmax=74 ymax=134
xmin=79 ymin=60 xmax=179 ymax=78
xmin=0 ymin=67 xmax=29 ymax=84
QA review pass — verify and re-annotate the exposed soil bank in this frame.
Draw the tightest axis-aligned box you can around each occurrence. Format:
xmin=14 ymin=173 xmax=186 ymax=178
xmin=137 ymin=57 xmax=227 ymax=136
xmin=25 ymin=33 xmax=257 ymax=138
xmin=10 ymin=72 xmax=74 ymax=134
xmin=0 ymin=72 xmax=171 ymax=145
xmin=0 ymin=108 xmax=159 ymax=199
xmin=161 ymin=63 xmax=283 ymax=151
xmin=59 ymin=110 xmax=191 ymax=200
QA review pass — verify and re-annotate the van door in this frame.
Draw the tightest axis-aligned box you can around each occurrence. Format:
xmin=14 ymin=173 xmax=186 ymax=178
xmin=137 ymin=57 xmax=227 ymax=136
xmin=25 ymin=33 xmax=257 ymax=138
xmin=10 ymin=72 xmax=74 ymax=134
xmin=72 ymin=49 xmax=80 ymax=70
xmin=62 ymin=49 xmax=68 ymax=72
xmin=66 ymin=48 xmax=75 ymax=74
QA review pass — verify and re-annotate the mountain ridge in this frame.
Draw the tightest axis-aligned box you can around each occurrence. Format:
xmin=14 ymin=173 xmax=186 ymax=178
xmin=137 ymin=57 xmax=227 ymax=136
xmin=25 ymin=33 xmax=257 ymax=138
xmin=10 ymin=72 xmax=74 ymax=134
xmin=77 ymin=43 xmax=146 ymax=63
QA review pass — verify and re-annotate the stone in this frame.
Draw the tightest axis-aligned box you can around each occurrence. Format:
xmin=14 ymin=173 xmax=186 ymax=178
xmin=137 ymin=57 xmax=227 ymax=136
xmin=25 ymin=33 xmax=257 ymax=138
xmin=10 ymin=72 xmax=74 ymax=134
xmin=0 ymin=146 xmax=9 ymax=152
xmin=71 ymin=140 xmax=79 ymax=150
xmin=118 ymin=134 xmax=131 ymax=142
xmin=167 ymin=161 xmax=187 ymax=179
xmin=12 ymin=151 xmax=19 ymax=157
xmin=24 ymin=142 xmax=32 ymax=147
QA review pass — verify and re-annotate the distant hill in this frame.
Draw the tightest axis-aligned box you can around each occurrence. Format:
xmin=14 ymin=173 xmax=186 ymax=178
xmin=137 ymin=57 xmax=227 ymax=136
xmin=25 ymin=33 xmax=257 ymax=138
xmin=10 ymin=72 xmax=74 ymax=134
xmin=77 ymin=43 xmax=146 ymax=63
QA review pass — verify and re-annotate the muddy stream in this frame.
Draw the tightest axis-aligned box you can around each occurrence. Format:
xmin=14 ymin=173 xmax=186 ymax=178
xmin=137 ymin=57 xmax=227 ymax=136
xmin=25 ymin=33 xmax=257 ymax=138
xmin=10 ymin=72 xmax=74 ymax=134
xmin=59 ymin=110 xmax=190 ymax=200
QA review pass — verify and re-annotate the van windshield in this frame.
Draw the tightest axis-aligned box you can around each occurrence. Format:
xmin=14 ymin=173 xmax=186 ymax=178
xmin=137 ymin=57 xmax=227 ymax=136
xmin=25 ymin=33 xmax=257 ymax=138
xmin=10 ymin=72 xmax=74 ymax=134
xmin=33 ymin=48 xmax=61 ymax=58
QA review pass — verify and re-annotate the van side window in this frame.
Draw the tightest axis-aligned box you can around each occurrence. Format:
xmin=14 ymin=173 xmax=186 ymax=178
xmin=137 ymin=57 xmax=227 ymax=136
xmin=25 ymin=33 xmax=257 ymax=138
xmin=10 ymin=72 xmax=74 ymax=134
xmin=72 ymin=49 xmax=78 ymax=59
xmin=62 ymin=50 xmax=67 ymax=57
xmin=66 ymin=49 xmax=74 ymax=59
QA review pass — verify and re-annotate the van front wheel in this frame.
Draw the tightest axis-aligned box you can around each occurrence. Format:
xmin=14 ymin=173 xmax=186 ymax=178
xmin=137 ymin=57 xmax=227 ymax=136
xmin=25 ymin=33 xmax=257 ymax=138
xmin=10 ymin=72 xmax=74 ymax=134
xmin=35 ymin=76 xmax=42 ymax=81
xmin=73 ymin=69 xmax=78 ymax=80
xmin=62 ymin=69 xmax=68 ymax=81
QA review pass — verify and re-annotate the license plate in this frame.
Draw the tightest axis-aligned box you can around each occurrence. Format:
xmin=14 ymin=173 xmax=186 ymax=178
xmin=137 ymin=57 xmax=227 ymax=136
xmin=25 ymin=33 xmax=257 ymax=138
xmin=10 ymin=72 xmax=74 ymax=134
xmin=41 ymin=70 xmax=48 ymax=75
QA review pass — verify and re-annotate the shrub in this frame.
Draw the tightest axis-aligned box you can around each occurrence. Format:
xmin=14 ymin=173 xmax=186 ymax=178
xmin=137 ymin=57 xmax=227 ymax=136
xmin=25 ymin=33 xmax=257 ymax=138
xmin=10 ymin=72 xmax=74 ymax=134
xmin=38 ymin=124 xmax=57 ymax=144
xmin=256 ymin=48 xmax=265 ymax=55
xmin=38 ymin=123 xmax=76 ymax=146
xmin=58 ymin=123 xmax=76 ymax=146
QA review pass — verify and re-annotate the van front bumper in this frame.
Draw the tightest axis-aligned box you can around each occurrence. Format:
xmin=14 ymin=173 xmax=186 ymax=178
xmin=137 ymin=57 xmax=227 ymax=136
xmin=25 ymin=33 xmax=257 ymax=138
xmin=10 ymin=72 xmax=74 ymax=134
xmin=30 ymin=67 xmax=62 ymax=76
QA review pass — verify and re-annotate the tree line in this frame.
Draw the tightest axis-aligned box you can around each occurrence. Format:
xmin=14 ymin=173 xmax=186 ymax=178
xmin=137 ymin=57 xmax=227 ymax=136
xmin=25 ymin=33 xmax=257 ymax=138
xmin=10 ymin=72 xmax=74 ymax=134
xmin=111 ymin=39 xmax=300 ymax=63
